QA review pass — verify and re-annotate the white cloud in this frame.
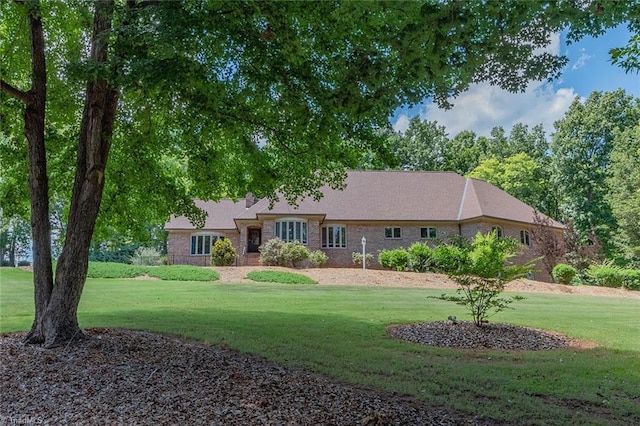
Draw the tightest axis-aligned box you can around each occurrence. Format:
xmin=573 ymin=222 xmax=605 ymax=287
xmin=392 ymin=32 xmax=583 ymax=138
xmin=393 ymin=81 xmax=580 ymax=138
xmin=392 ymin=114 xmax=411 ymax=134
xmin=571 ymin=50 xmax=592 ymax=70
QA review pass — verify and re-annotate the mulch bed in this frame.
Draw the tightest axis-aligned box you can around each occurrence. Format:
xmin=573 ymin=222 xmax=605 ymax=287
xmin=1 ymin=328 xmax=498 ymax=426
xmin=387 ymin=320 xmax=582 ymax=351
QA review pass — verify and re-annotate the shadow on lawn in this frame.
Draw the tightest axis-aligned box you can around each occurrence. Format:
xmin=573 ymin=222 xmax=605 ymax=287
xmin=82 ymin=307 xmax=640 ymax=426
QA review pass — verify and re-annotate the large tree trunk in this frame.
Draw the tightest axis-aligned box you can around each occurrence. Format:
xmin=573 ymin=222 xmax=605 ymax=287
xmin=21 ymin=0 xmax=119 ymax=348
xmin=21 ymin=1 xmax=54 ymax=345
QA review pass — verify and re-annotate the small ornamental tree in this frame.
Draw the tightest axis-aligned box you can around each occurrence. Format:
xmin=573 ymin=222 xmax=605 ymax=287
xmin=530 ymin=211 xmax=567 ymax=278
xmin=430 ymin=231 xmax=533 ymax=327
xmin=211 ymin=238 xmax=237 ymax=266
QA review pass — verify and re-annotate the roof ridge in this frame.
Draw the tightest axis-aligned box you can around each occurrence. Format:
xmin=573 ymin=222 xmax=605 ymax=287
xmin=457 ymin=178 xmax=470 ymax=221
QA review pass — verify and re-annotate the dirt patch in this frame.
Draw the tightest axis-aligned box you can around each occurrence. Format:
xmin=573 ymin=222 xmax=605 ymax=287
xmin=214 ymin=266 xmax=640 ymax=299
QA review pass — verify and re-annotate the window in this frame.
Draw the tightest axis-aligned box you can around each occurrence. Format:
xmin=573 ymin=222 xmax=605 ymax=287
xmin=492 ymin=226 xmax=504 ymax=238
xmin=275 ymin=219 xmax=308 ymax=244
xmin=322 ymin=226 xmax=347 ymax=248
xmin=420 ymin=227 xmax=437 ymax=239
xmin=191 ymin=234 xmax=223 ymax=255
xmin=384 ymin=227 xmax=402 ymax=239
xmin=520 ymin=230 xmax=530 ymax=246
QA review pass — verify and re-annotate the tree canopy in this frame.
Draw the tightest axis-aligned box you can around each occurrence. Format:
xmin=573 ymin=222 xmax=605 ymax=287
xmin=1 ymin=0 xmax=638 ymax=347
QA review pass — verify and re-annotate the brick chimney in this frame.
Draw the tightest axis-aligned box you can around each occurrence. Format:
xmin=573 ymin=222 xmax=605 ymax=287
xmin=245 ymin=193 xmax=257 ymax=208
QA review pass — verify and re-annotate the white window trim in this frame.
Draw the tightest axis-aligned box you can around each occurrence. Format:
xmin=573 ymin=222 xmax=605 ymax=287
xmin=520 ymin=230 xmax=531 ymax=246
xmin=322 ymin=225 xmax=347 ymax=249
xmin=492 ymin=226 xmax=504 ymax=238
xmin=384 ymin=227 xmax=402 ymax=239
xmin=275 ymin=218 xmax=308 ymax=244
xmin=190 ymin=232 xmax=224 ymax=256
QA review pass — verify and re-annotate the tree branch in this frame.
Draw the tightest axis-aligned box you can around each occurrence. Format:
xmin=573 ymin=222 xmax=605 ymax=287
xmin=0 ymin=79 xmax=30 ymax=103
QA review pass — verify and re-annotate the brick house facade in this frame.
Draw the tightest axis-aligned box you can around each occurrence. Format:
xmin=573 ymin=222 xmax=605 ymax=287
xmin=165 ymin=171 xmax=564 ymax=281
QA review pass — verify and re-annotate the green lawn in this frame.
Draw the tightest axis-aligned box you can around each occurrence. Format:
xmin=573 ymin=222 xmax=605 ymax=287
xmin=1 ymin=267 xmax=639 ymax=425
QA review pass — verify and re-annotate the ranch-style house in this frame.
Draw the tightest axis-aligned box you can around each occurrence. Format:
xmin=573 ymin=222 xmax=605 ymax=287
xmin=165 ymin=170 xmax=563 ymax=281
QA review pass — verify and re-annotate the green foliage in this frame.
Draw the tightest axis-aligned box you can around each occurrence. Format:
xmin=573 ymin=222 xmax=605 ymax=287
xmin=552 ymin=263 xmax=577 ymax=285
xmin=259 ymin=239 xmax=310 ymax=267
xmin=259 ymin=238 xmax=286 ymax=266
xmin=607 ymin=124 xmax=640 ymax=267
xmin=620 ymin=269 xmax=640 ymax=291
xmin=431 ymin=245 xmax=470 ymax=274
xmin=610 ymin=33 xmax=640 ymax=74
xmin=146 ymin=265 xmax=219 ymax=282
xmin=87 ymin=262 xmax=146 ymax=279
xmin=407 ymin=242 xmax=433 ymax=272
xmin=432 ymin=276 xmax=526 ymax=327
xmin=585 ymin=261 xmax=640 ymax=290
xmin=430 ymin=232 xmax=531 ymax=326
xmin=550 ymin=90 xmax=640 ymax=256
xmin=210 ymin=238 xmax=237 ymax=267
xmin=245 ymin=270 xmax=317 ymax=285
xmin=378 ymin=248 xmax=409 ymax=271
xmin=308 ymin=250 xmax=328 ymax=268
xmin=89 ymin=242 xmax=139 ymax=264
xmin=280 ymin=241 xmax=310 ymax=268
xmin=131 ymin=247 xmax=164 ymax=266
xmin=352 ymin=252 xmax=374 ymax=267
xmin=468 ymin=152 xmax=548 ymax=213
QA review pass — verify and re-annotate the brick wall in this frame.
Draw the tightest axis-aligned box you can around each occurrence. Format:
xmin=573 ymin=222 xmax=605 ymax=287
xmin=167 ymin=230 xmax=240 ymax=266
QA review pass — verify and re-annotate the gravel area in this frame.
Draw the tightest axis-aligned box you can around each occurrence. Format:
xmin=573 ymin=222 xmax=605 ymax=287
xmin=0 ymin=329 xmax=495 ymax=426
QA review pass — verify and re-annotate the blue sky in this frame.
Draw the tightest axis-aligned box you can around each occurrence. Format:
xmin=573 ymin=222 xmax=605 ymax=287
xmin=391 ymin=25 xmax=639 ymax=138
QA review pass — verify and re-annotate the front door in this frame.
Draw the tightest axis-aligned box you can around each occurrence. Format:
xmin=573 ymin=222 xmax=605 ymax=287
xmin=248 ymin=228 xmax=261 ymax=253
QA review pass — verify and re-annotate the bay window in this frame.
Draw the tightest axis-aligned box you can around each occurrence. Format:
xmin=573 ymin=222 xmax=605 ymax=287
xmin=275 ymin=219 xmax=308 ymax=244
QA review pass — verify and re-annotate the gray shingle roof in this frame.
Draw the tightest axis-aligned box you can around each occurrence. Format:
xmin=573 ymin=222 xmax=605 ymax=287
xmin=166 ymin=171 xmax=563 ymax=229
xmin=165 ymin=199 xmax=247 ymax=230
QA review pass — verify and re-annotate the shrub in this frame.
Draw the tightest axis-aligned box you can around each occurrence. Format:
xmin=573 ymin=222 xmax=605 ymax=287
xmin=408 ymin=242 xmax=433 ymax=272
xmin=211 ymin=238 xmax=237 ymax=266
xmin=352 ymin=252 xmax=374 ymax=267
xmin=246 ymin=270 xmax=317 ymax=284
xmin=259 ymin=238 xmax=286 ymax=266
xmin=429 ymin=232 xmax=531 ymax=327
xmin=378 ymin=248 xmax=409 ymax=271
xmin=620 ymin=269 xmax=640 ymax=290
xmin=281 ymin=240 xmax=310 ymax=267
xmin=552 ymin=263 xmax=577 ymax=284
xmin=431 ymin=245 xmax=469 ymax=274
xmin=308 ymin=250 xmax=328 ymax=268
xmin=585 ymin=261 xmax=640 ymax=289
xmin=131 ymin=247 xmax=163 ymax=266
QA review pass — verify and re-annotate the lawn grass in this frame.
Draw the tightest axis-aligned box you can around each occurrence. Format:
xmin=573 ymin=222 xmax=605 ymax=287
xmin=1 ymin=267 xmax=639 ymax=425
xmin=245 ymin=270 xmax=317 ymax=284
xmin=85 ymin=262 xmax=219 ymax=281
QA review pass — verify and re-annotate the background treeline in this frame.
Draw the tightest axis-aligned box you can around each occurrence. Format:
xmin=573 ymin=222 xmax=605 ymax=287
xmin=365 ymin=89 xmax=639 ymax=270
